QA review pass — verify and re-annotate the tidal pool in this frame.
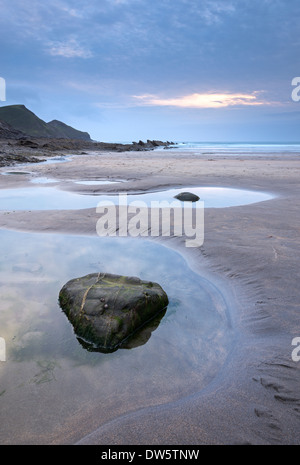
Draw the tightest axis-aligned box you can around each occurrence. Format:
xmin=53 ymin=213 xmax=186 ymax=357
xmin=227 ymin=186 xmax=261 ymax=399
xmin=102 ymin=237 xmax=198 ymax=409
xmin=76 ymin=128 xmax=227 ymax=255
xmin=0 ymin=185 xmax=273 ymax=211
xmin=38 ymin=155 xmax=73 ymax=165
xmin=0 ymin=229 xmax=231 ymax=444
xmin=0 ymin=175 xmax=126 ymax=186
xmin=117 ymin=186 xmax=274 ymax=208
xmin=2 ymin=171 xmax=33 ymax=176
xmin=30 ymin=178 xmax=128 ymax=185
xmin=30 ymin=177 xmax=59 ymax=184
xmin=73 ymin=179 xmax=128 ymax=186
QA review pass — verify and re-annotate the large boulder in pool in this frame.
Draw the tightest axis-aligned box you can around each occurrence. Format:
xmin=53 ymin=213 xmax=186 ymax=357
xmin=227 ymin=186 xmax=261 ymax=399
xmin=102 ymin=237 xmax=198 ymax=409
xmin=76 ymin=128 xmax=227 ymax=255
xmin=59 ymin=273 xmax=169 ymax=352
xmin=174 ymin=192 xmax=200 ymax=202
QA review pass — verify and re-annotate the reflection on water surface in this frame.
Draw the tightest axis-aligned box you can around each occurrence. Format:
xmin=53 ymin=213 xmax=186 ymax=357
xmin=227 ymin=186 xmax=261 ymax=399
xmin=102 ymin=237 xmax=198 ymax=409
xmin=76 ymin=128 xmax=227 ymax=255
xmin=0 ymin=230 xmax=231 ymax=444
xmin=0 ymin=185 xmax=273 ymax=211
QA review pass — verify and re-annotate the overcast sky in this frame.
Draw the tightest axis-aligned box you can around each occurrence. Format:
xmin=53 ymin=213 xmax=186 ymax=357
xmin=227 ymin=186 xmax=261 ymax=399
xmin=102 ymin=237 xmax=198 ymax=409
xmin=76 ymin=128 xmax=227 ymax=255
xmin=1 ymin=0 xmax=300 ymax=142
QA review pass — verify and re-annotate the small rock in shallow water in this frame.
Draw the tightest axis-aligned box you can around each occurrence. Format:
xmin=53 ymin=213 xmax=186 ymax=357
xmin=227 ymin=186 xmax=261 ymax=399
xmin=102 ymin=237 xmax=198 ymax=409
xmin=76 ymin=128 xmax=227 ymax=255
xmin=174 ymin=192 xmax=200 ymax=202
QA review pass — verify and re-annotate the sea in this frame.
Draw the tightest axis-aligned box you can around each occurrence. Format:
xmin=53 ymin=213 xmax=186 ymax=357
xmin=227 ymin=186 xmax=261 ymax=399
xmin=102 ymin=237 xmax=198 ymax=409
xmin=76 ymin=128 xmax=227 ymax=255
xmin=157 ymin=142 xmax=300 ymax=155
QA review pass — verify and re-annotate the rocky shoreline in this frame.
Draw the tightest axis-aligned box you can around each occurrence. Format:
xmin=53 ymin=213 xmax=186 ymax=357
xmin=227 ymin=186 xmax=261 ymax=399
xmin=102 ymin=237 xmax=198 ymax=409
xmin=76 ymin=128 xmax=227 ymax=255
xmin=0 ymin=110 xmax=174 ymax=167
xmin=0 ymin=137 xmax=174 ymax=167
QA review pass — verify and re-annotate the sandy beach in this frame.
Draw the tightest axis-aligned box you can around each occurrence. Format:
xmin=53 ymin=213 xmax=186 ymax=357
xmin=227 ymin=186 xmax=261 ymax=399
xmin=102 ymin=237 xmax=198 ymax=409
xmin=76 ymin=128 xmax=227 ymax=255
xmin=0 ymin=148 xmax=299 ymax=445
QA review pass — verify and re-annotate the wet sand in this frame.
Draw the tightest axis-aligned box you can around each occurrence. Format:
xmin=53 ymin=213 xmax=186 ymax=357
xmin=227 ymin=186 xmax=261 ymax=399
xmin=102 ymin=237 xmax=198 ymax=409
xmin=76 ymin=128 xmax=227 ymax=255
xmin=0 ymin=149 xmax=299 ymax=445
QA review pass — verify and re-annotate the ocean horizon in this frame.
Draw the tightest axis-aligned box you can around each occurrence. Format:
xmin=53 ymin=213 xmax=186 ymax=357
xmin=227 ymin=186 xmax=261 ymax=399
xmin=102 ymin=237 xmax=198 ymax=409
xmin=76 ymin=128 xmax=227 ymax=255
xmin=163 ymin=141 xmax=300 ymax=153
xmin=97 ymin=141 xmax=300 ymax=154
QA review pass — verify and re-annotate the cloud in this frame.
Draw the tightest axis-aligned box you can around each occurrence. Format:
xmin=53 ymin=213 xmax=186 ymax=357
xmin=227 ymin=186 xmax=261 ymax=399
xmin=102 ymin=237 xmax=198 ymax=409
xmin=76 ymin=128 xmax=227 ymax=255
xmin=190 ymin=0 xmax=236 ymax=25
xmin=60 ymin=6 xmax=85 ymax=18
xmin=133 ymin=92 xmax=267 ymax=108
xmin=46 ymin=38 xmax=93 ymax=58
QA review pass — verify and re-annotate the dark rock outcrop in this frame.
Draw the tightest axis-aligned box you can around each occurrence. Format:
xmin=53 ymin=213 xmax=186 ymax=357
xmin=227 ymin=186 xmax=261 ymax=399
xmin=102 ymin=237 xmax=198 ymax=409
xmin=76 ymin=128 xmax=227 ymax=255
xmin=59 ymin=272 xmax=169 ymax=352
xmin=0 ymin=119 xmax=26 ymax=140
xmin=0 ymin=152 xmax=41 ymax=167
xmin=17 ymin=138 xmax=40 ymax=149
xmin=47 ymin=119 xmax=91 ymax=141
xmin=174 ymin=192 xmax=200 ymax=202
xmin=132 ymin=140 xmax=175 ymax=150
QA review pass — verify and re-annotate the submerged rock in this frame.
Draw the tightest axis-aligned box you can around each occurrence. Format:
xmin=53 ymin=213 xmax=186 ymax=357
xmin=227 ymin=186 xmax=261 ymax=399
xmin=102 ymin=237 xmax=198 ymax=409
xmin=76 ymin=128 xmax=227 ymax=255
xmin=174 ymin=192 xmax=200 ymax=202
xmin=59 ymin=273 xmax=169 ymax=352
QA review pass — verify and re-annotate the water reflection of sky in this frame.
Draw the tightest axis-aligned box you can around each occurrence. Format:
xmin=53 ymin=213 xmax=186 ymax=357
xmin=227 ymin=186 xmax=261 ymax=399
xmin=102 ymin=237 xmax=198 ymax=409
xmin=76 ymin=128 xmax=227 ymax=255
xmin=30 ymin=178 xmax=128 ymax=185
xmin=0 ymin=229 xmax=231 ymax=443
xmin=0 ymin=185 xmax=273 ymax=211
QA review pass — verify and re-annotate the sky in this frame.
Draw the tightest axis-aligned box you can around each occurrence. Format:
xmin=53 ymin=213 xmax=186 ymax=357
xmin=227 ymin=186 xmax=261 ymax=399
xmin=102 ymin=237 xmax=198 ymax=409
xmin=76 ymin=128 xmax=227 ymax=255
xmin=0 ymin=0 xmax=300 ymax=142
